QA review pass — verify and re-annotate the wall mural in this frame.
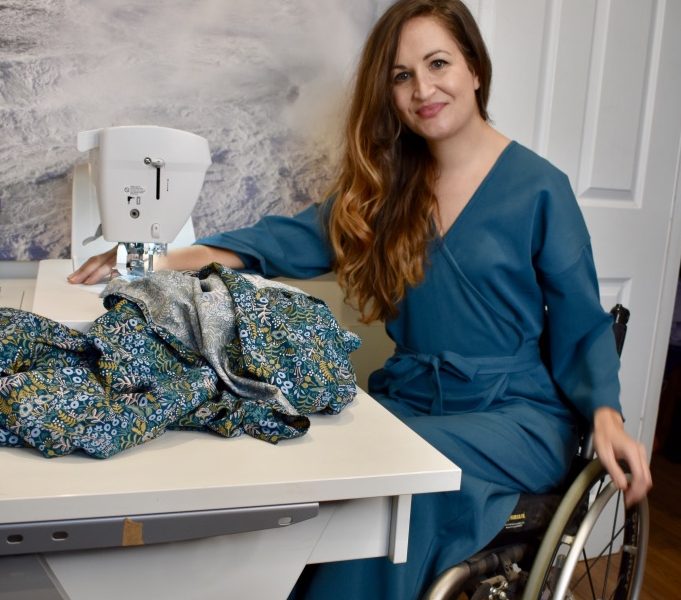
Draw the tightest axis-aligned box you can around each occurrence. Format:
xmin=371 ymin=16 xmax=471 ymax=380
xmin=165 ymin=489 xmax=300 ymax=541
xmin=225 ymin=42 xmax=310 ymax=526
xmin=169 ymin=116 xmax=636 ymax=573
xmin=0 ymin=0 xmax=392 ymax=260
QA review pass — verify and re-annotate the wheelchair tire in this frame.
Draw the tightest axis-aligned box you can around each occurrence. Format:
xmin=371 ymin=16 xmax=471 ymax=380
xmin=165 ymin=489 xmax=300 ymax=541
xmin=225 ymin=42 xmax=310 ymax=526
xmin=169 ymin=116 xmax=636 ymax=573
xmin=522 ymin=458 xmax=649 ymax=600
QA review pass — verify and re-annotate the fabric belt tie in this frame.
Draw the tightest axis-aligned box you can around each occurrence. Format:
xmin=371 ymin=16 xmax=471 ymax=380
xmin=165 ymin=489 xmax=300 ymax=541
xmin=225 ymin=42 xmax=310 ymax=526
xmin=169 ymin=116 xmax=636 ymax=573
xmin=386 ymin=345 xmax=541 ymax=416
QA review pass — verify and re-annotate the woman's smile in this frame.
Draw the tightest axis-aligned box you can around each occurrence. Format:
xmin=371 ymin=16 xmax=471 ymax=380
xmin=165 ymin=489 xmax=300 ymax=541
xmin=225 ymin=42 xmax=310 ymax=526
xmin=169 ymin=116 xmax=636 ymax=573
xmin=416 ymin=102 xmax=447 ymax=119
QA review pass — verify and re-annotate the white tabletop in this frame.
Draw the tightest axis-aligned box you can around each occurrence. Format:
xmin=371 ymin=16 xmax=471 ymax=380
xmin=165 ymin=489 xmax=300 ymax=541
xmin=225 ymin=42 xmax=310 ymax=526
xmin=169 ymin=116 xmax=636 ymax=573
xmin=31 ymin=259 xmax=106 ymax=331
xmin=0 ymin=390 xmax=459 ymax=523
xmin=0 ymin=260 xmax=461 ymax=525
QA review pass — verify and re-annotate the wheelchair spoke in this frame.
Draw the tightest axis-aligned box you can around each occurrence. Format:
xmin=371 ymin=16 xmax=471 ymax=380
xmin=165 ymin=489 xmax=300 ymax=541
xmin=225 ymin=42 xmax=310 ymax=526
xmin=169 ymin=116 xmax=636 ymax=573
xmin=601 ymin=490 xmax=623 ymax=599
xmin=594 ymin=478 xmax=606 ymax=497
xmin=581 ymin=547 xmax=598 ymax=599
xmin=606 ymin=573 xmax=628 ymax=600
xmin=564 ymin=512 xmax=628 ymax=600
xmin=568 ymin=525 xmax=626 ymax=587
xmin=589 ymin=523 xmax=626 ymax=564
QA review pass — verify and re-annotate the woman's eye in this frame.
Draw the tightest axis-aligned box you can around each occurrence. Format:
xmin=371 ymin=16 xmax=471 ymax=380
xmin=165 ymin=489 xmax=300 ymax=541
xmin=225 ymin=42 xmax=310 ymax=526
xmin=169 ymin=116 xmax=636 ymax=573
xmin=393 ymin=71 xmax=410 ymax=84
xmin=431 ymin=59 xmax=448 ymax=70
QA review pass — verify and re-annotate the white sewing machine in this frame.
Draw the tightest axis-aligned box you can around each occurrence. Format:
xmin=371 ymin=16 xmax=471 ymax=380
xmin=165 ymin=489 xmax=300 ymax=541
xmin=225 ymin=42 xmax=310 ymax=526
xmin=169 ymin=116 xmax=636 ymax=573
xmin=73 ymin=125 xmax=210 ymax=277
xmin=0 ymin=126 xmax=461 ymax=600
xmin=32 ymin=125 xmax=209 ymax=330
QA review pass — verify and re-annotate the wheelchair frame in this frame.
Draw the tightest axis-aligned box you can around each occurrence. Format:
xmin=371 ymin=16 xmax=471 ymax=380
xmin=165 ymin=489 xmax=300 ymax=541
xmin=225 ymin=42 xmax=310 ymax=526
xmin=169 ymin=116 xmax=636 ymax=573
xmin=422 ymin=305 xmax=650 ymax=600
xmin=523 ymin=457 xmax=649 ymax=599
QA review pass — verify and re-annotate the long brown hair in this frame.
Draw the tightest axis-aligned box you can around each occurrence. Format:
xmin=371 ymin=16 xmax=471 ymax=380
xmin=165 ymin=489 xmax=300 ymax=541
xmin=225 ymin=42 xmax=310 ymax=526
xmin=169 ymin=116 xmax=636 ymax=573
xmin=327 ymin=0 xmax=492 ymax=323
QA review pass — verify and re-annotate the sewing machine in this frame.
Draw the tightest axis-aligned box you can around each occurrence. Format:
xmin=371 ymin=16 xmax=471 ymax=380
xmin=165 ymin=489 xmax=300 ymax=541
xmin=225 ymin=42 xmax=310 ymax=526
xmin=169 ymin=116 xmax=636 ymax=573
xmin=73 ymin=125 xmax=210 ymax=277
xmin=31 ymin=125 xmax=208 ymax=330
xmin=0 ymin=126 xmax=461 ymax=600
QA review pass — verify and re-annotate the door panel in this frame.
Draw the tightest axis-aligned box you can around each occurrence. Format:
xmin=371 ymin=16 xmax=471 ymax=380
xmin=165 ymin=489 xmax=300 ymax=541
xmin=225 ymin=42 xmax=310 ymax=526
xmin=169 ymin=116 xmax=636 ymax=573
xmin=468 ymin=0 xmax=681 ymax=450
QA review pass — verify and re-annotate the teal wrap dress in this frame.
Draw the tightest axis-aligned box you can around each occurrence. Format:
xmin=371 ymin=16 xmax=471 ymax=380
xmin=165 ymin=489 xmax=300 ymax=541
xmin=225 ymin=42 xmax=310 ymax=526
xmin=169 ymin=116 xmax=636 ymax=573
xmin=196 ymin=142 xmax=621 ymax=599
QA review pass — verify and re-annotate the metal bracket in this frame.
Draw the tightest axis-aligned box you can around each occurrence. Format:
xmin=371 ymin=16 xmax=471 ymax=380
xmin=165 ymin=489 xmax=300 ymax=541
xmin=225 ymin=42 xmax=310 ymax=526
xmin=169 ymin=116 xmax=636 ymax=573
xmin=1 ymin=502 xmax=319 ymax=556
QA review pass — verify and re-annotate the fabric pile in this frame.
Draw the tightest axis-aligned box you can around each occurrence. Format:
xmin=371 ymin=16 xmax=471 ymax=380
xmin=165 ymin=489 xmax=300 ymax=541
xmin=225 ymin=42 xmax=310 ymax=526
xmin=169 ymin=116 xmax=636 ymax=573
xmin=0 ymin=264 xmax=360 ymax=458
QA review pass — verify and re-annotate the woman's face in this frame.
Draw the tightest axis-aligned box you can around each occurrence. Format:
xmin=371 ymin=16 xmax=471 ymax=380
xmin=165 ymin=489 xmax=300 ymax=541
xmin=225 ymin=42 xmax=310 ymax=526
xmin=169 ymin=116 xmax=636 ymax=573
xmin=391 ymin=16 xmax=481 ymax=144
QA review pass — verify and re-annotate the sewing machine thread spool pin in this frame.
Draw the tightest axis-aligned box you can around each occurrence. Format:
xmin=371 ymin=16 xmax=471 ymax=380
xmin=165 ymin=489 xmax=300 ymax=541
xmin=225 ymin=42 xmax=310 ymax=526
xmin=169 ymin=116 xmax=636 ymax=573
xmin=144 ymin=157 xmax=165 ymax=200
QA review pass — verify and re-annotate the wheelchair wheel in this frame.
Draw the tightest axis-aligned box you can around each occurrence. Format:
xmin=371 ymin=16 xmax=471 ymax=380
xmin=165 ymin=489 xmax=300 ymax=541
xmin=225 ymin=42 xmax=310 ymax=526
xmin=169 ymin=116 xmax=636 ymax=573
xmin=522 ymin=459 xmax=649 ymax=600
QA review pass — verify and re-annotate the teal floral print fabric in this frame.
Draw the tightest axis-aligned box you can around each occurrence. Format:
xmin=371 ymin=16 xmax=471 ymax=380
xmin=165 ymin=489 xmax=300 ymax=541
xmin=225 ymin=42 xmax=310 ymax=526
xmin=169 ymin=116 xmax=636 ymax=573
xmin=0 ymin=264 xmax=360 ymax=458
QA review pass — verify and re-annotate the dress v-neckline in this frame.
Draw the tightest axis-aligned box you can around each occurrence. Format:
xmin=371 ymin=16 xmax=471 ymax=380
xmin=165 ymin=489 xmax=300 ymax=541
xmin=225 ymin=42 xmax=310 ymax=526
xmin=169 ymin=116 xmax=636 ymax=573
xmin=438 ymin=140 xmax=517 ymax=241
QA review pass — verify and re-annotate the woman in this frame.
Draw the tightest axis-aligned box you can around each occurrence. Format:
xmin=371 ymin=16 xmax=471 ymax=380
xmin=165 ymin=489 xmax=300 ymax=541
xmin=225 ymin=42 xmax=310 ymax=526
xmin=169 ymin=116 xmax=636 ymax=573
xmin=70 ymin=0 xmax=651 ymax=597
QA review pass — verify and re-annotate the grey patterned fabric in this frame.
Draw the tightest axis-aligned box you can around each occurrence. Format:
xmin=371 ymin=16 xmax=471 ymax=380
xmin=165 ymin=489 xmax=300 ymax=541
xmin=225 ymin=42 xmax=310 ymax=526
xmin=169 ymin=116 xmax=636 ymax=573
xmin=105 ymin=269 xmax=299 ymax=413
xmin=104 ymin=264 xmax=360 ymax=418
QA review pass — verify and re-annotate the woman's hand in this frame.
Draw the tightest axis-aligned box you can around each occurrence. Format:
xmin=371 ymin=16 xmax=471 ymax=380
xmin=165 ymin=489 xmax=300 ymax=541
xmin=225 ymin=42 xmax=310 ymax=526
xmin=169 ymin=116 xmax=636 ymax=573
xmin=67 ymin=247 xmax=117 ymax=285
xmin=593 ymin=406 xmax=652 ymax=506
xmin=67 ymin=244 xmax=245 ymax=285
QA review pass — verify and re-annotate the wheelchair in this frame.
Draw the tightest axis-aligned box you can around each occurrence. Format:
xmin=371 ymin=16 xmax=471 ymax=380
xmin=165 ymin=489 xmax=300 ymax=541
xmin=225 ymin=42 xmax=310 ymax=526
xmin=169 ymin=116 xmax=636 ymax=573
xmin=422 ymin=305 xmax=650 ymax=600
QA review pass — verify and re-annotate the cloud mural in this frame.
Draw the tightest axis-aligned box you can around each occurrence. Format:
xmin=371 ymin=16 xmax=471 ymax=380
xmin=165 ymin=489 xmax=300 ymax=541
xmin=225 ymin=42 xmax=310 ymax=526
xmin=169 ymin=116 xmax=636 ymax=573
xmin=0 ymin=0 xmax=393 ymax=260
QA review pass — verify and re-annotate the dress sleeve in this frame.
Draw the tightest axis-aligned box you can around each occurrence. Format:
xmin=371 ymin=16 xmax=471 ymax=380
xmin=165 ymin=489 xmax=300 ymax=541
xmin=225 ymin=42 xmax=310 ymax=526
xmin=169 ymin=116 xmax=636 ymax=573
xmin=533 ymin=173 xmax=622 ymax=422
xmin=194 ymin=202 xmax=334 ymax=279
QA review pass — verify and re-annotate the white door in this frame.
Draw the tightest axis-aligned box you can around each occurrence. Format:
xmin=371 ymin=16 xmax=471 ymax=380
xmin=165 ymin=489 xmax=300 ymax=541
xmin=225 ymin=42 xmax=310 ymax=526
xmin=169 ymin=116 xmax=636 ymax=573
xmin=465 ymin=0 xmax=681 ymax=452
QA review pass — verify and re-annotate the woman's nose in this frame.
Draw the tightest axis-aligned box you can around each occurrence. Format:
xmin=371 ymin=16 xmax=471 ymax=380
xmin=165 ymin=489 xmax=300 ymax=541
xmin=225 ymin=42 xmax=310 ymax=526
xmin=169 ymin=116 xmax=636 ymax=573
xmin=413 ymin=73 xmax=435 ymax=100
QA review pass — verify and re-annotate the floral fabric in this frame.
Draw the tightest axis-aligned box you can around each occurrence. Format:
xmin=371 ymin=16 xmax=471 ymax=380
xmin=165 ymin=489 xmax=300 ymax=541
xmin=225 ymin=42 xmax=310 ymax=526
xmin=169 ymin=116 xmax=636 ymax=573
xmin=0 ymin=264 xmax=360 ymax=458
